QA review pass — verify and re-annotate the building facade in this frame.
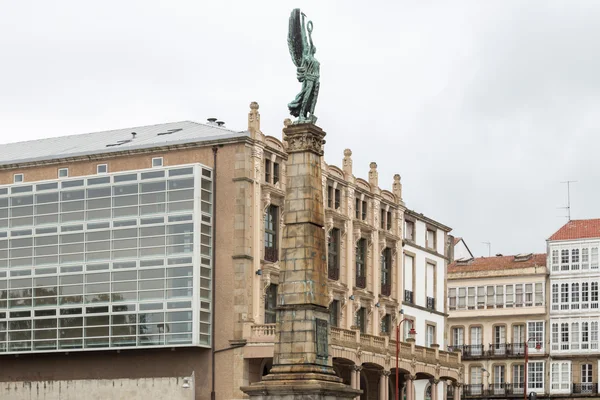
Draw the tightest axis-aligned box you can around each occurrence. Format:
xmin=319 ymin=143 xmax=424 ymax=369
xmin=447 ymin=254 xmax=548 ymax=399
xmin=0 ymin=103 xmax=462 ymax=400
xmin=548 ymin=219 xmax=600 ymax=398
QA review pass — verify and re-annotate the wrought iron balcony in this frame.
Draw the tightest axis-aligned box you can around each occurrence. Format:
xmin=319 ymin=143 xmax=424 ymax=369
xmin=355 ymin=275 xmax=366 ymax=289
xmin=509 ymin=382 xmax=524 ymax=395
xmin=381 ymin=283 xmax=391 ymax=297
xmin=459 ymin=344 xmax=485 ymax=359
xmin=264 ymin=246 xmax=278 ymax=262
xmin=489 ymin=343 xmax=508 ymax=356
xmin=510 ymin=342 xmax=525 ymax=356
xmin=404 ymin=290 xmax=413 ymax=303
xmin=463 ymin=384 xmax=484 ymax=396
xmin=573 ymin=383 xmax=598 ymax=394
xmin=426 ymin=296 xmax=435 ymax=310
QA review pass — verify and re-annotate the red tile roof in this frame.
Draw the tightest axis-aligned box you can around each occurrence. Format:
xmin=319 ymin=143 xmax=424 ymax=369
xmin=549 ymin=219 xmax=600 ymax=241
xmin=448 ymin=253 xmax=546 ymax=273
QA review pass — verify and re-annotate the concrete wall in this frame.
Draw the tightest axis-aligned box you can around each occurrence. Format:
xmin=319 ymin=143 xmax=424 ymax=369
xmin=2 ymin=377 xmax=193 ymax=400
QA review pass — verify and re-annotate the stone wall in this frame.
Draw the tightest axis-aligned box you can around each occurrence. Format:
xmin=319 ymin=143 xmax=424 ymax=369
xmin=1 ymin=377 xmax=193 ymax=400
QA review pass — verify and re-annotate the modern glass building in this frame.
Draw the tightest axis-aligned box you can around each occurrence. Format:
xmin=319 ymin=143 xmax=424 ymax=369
xmin=0 ymin=163 xmax=213 ymax=353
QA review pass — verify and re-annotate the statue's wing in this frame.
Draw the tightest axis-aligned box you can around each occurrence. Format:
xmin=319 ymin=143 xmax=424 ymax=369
xmin=288 ymin=8 xmax=304 ymax=67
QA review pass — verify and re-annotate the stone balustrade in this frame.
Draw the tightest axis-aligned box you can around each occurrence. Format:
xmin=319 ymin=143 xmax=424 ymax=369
xmin=247 ymin=323 xmax=461 ymax=370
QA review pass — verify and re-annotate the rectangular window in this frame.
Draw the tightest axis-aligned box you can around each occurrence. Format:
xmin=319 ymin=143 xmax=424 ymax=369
xmin=572 ymin=248 xmax=580 ymax=270
xmin=513 ymin=324 xmax=525 ymax=345
xmin=561 ymin=283 xmax=569 ymax=310
xmin=528 ymin=321 xmax=544 ymax=351
xmin=551 ymin=283 xmax=559 ymax=311
xmin=356 ymin=307 xmax=366 ymax=334
xmin=476 ymin=286 xmax=485 ymax=309
xmin=426 ymin=324 xmax=435 ymax=347
xmin=528 ymin=361 xmax=544 ymax=391
xmin=380 ymin=209 xmax=386 ymax=229
xmin=355 ymin=198 xmax=360 ymax=219
xmin=525 ymin=284 xmax=533 ymax=306
xmin=330 ymin=299 xmax=339 ymax=328
xmin=264 ymin=284 xmax=277 ymax=323
xmin=426 ymin=229 xmax=436 ymax=250
xmin=380 ymin=314 xmax=391 ymax=334
xmin=361 ymin=200 xmax=367 ymax=221
xmin=380 ymin=248 xmax=392 ymax=296
xmin=273 ymin=162 xmax=280 ymax=185
xmin=13 ymin=174 xmax=24 ymax=183
xmin=96 ymin=164 xmax=108 ymax=174
xmin=487 ymin=286 xmax=495 ymax=308
xmin=448 ymin=288 xmax=457 ymax=310
xmin=451 ymin=327 xmax=464 ymax=347
xmin=493 ymin=365 xmax=505 ymax=394
xmin=571 ymin=283 xmax=580 ymax=309
xmin=495 ymin=285 xmax=504 ymax=308
xmin=561 ymin=249 xmax=569 ymax=270
xmin=470 ymin=326 xmax=482 ymax=356
xmin=552 ymin=249 xmax=559 ymax=271
xmin=577 ymin=322 xmax=584 ymax=350
xmin=264 ymin=205 xmax=278 ymax=262
xmin=386 ymin=210 xmax=392 ymax=231
xmin=328 ymin=228 xmax=340 ymax=280
xmin=550 ymin=362 xmax=570 ymax=392
xmin=582 ymin=248 xmax=590 ymax=270
xmin=470 ymin=366 xmax=483 ymax=394
xmin=58 ymin=168 xmax=69 ymax=178
xmin=582 ymin=282 xmax=589 ymax=309
xmin=404 ymin=254 xmax=414 ymax=294
xmin=494 ymin=325 xmax=506 ymax=345
xmin=592 ymin=282 xmax=598 ymax=309
xmin=535 ymin=283 xmax=543 ymax=306
xmin=592 ymin=321 xmax=599 ymax=350
xmin=561 ymin=323 xmax=569 ymax=350
xmin=404 ymin=220 xmax=414 ymax=241
xmin=355 ymin=238 xmax=366 ymax=289
xmin=467 ymin=287 xmax=475 ymax=309
xmin=458 ymin=287 xmax=466 ymax=309
xmin=551 ymin=323 xmax=559 ymax=351
xmin=327 ymin=185 xmax=334 ymax=208
xmin=265 ymin=159 xmax=271 ymax=183
xmin=515 ymin=284 xmax=524 ymax=307
xmin=582 ymin=364 xmax=593 ymax=393
xmin=513 ymin=364 xmax=524 ymax=391
xmin=592 ymin=247 xmax=599 ymax=269
xmin=506 ymin=285 xmax=514 ymax=307
xmin=151 ymin=157 xmax=163 ymax=167
xmin=426 ymin=263 xmax=435 ymax=307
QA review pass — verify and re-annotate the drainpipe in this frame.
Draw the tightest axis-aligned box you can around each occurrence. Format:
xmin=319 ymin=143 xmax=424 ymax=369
xmin=211 ymin=145 xmax=219 ymax=400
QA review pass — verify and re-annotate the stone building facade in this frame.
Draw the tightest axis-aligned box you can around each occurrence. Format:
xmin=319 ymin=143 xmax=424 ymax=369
xmin=447 ymin=254 xmax=549 ymax=399
xmin=0 ymin=103 xmax=461 ymax=400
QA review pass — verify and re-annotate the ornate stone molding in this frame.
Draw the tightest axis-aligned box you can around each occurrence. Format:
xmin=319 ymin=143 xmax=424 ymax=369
xmin=378 ymin=305 xmax=386 ymax=321
xmin=351 ymin=364 xmax=363 ymax=372
xmin=347 ymin=187 xmax=354 ymax=215
xmin=353 ymin=228 xmax=362 ymax=246
xmin=262 ymin=192 xmax=271 ymax=215
xmin=261 ymin=273 xmax=271 ymax=302
xmin=283 ymin=129 xmax=325 ymax=155
xmin=325 ymin=216 xmax=334 ymax=239
xmin=379 ymin=237 xmax=387 ymax=254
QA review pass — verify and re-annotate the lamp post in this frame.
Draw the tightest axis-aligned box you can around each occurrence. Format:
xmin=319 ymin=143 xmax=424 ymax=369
xmin=523 ymin=337 xmax=541 ymax=400
xmin=396 ymin=309 xmax=416 ymax=400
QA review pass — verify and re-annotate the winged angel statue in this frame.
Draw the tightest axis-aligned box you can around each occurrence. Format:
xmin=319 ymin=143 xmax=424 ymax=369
xmin=287 ymin=9 xmax=320 ymax=124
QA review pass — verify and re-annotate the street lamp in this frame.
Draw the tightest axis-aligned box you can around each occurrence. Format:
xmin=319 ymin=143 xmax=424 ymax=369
xmin=396 ymin=309 xmax=416 ymax=400
xmin=523 ymin=337 xmax=541 ymax=400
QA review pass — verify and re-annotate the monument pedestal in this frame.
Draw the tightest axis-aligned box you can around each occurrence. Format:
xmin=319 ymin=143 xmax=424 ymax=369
xmin=241 ymin=123 xmax=360 ymax=400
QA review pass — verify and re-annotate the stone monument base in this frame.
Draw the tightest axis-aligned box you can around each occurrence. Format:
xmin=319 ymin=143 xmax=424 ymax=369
xmin=241 ymin=376 xmax=361 ymax=400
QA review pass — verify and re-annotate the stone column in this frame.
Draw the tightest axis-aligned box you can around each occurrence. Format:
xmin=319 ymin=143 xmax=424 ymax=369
xmin=453 ymin=382 xmax=461 ymax=400
xmin=379 ymin=370 xmax=386 ymax=400
xmin=429 ymin=379 xmax=439 ymax=400
xmin=241 ymin=123 xmax=360 ymax=400
xmin=352 ymin=365 xmax=363 ymax=400
xmin=383 ymin=371 xmax=391 ymax=400
xmin=404 ymin=374 xmax=415 ymax=400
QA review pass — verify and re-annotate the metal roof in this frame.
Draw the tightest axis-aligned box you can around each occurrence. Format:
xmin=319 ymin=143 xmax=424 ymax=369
xmin=0 ymin=121 xmax=249 ymax=166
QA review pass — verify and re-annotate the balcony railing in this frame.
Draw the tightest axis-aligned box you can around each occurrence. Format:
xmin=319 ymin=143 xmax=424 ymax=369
xmin=448 ymin=344 xmax=485 ymax=359
xmin=355 ymin=275 xmax=366 ymax=289
xmin=264 ymin=246 xmax=278 ymax=262
xmin=381 ymin=283 xmax=391 ymax=296
xmin=246 ymin=324 xmax=462 ymax=371
xmin=328 ymin=266 xmax=340 ymax=280
xmin=509 ymin=382 xmax=524 ymax=395
xmin=426 ymin=296 xmax=435 ymax=310
xmin=404 ymin=290 xmax=413 ymax=303
xmin=464 ymin=384 xmax=484 ymax=396
xmin=510 ymin=342 xmax=525 ymax=356
xmin=573 ymin=383 xmax=598 ymax=394
xmin=489 ymin=343 xmax=508 ymax=356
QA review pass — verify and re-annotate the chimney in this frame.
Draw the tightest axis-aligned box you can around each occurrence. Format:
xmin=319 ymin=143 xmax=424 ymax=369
xmin=131 ymin=132 xmax=137 ymax=139
xmin=216 ymin=121 xmax=226 ymax=127
xmin=207 ymin=118 xmax=218 ymax=126
xmin=496 ymin=253 xmax=503 ymax=257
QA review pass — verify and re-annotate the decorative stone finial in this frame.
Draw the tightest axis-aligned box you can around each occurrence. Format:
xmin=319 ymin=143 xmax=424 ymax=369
xmin=393 ymin=174 xmax=402 ymax=202
xmin=368 ymin=162 xmax=378 ymax=188
xmin=248 ymin=101 xmax=261 ymax=140
xmin=343 ymin=149 xmax=353 ymax=177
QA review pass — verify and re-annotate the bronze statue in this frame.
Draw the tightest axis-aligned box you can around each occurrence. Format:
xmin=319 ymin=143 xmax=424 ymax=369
xmin=287 ymin=9 xmax=320 ymax=124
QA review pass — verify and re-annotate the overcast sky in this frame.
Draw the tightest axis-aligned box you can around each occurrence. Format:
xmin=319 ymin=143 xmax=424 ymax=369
xmin=1 ymin=0 xmax=598 ymax=257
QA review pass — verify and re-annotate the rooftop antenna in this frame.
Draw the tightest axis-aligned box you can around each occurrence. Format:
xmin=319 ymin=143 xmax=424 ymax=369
xmin=558 ymin=180 xmax=577 ymax=221
xmin=481 ymin=242 xmax=491 ymax=257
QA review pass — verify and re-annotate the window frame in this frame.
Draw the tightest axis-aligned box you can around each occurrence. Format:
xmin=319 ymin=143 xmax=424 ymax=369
xmin=13 ymin=174 xmax=24 ymax=183
xmin=151 ymin=157 xmax=163 ymax=168
xmin=58 ymin=168 xmax=69 ymax=178
xmin=96 ymin=164 xmax=108 ymax=174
